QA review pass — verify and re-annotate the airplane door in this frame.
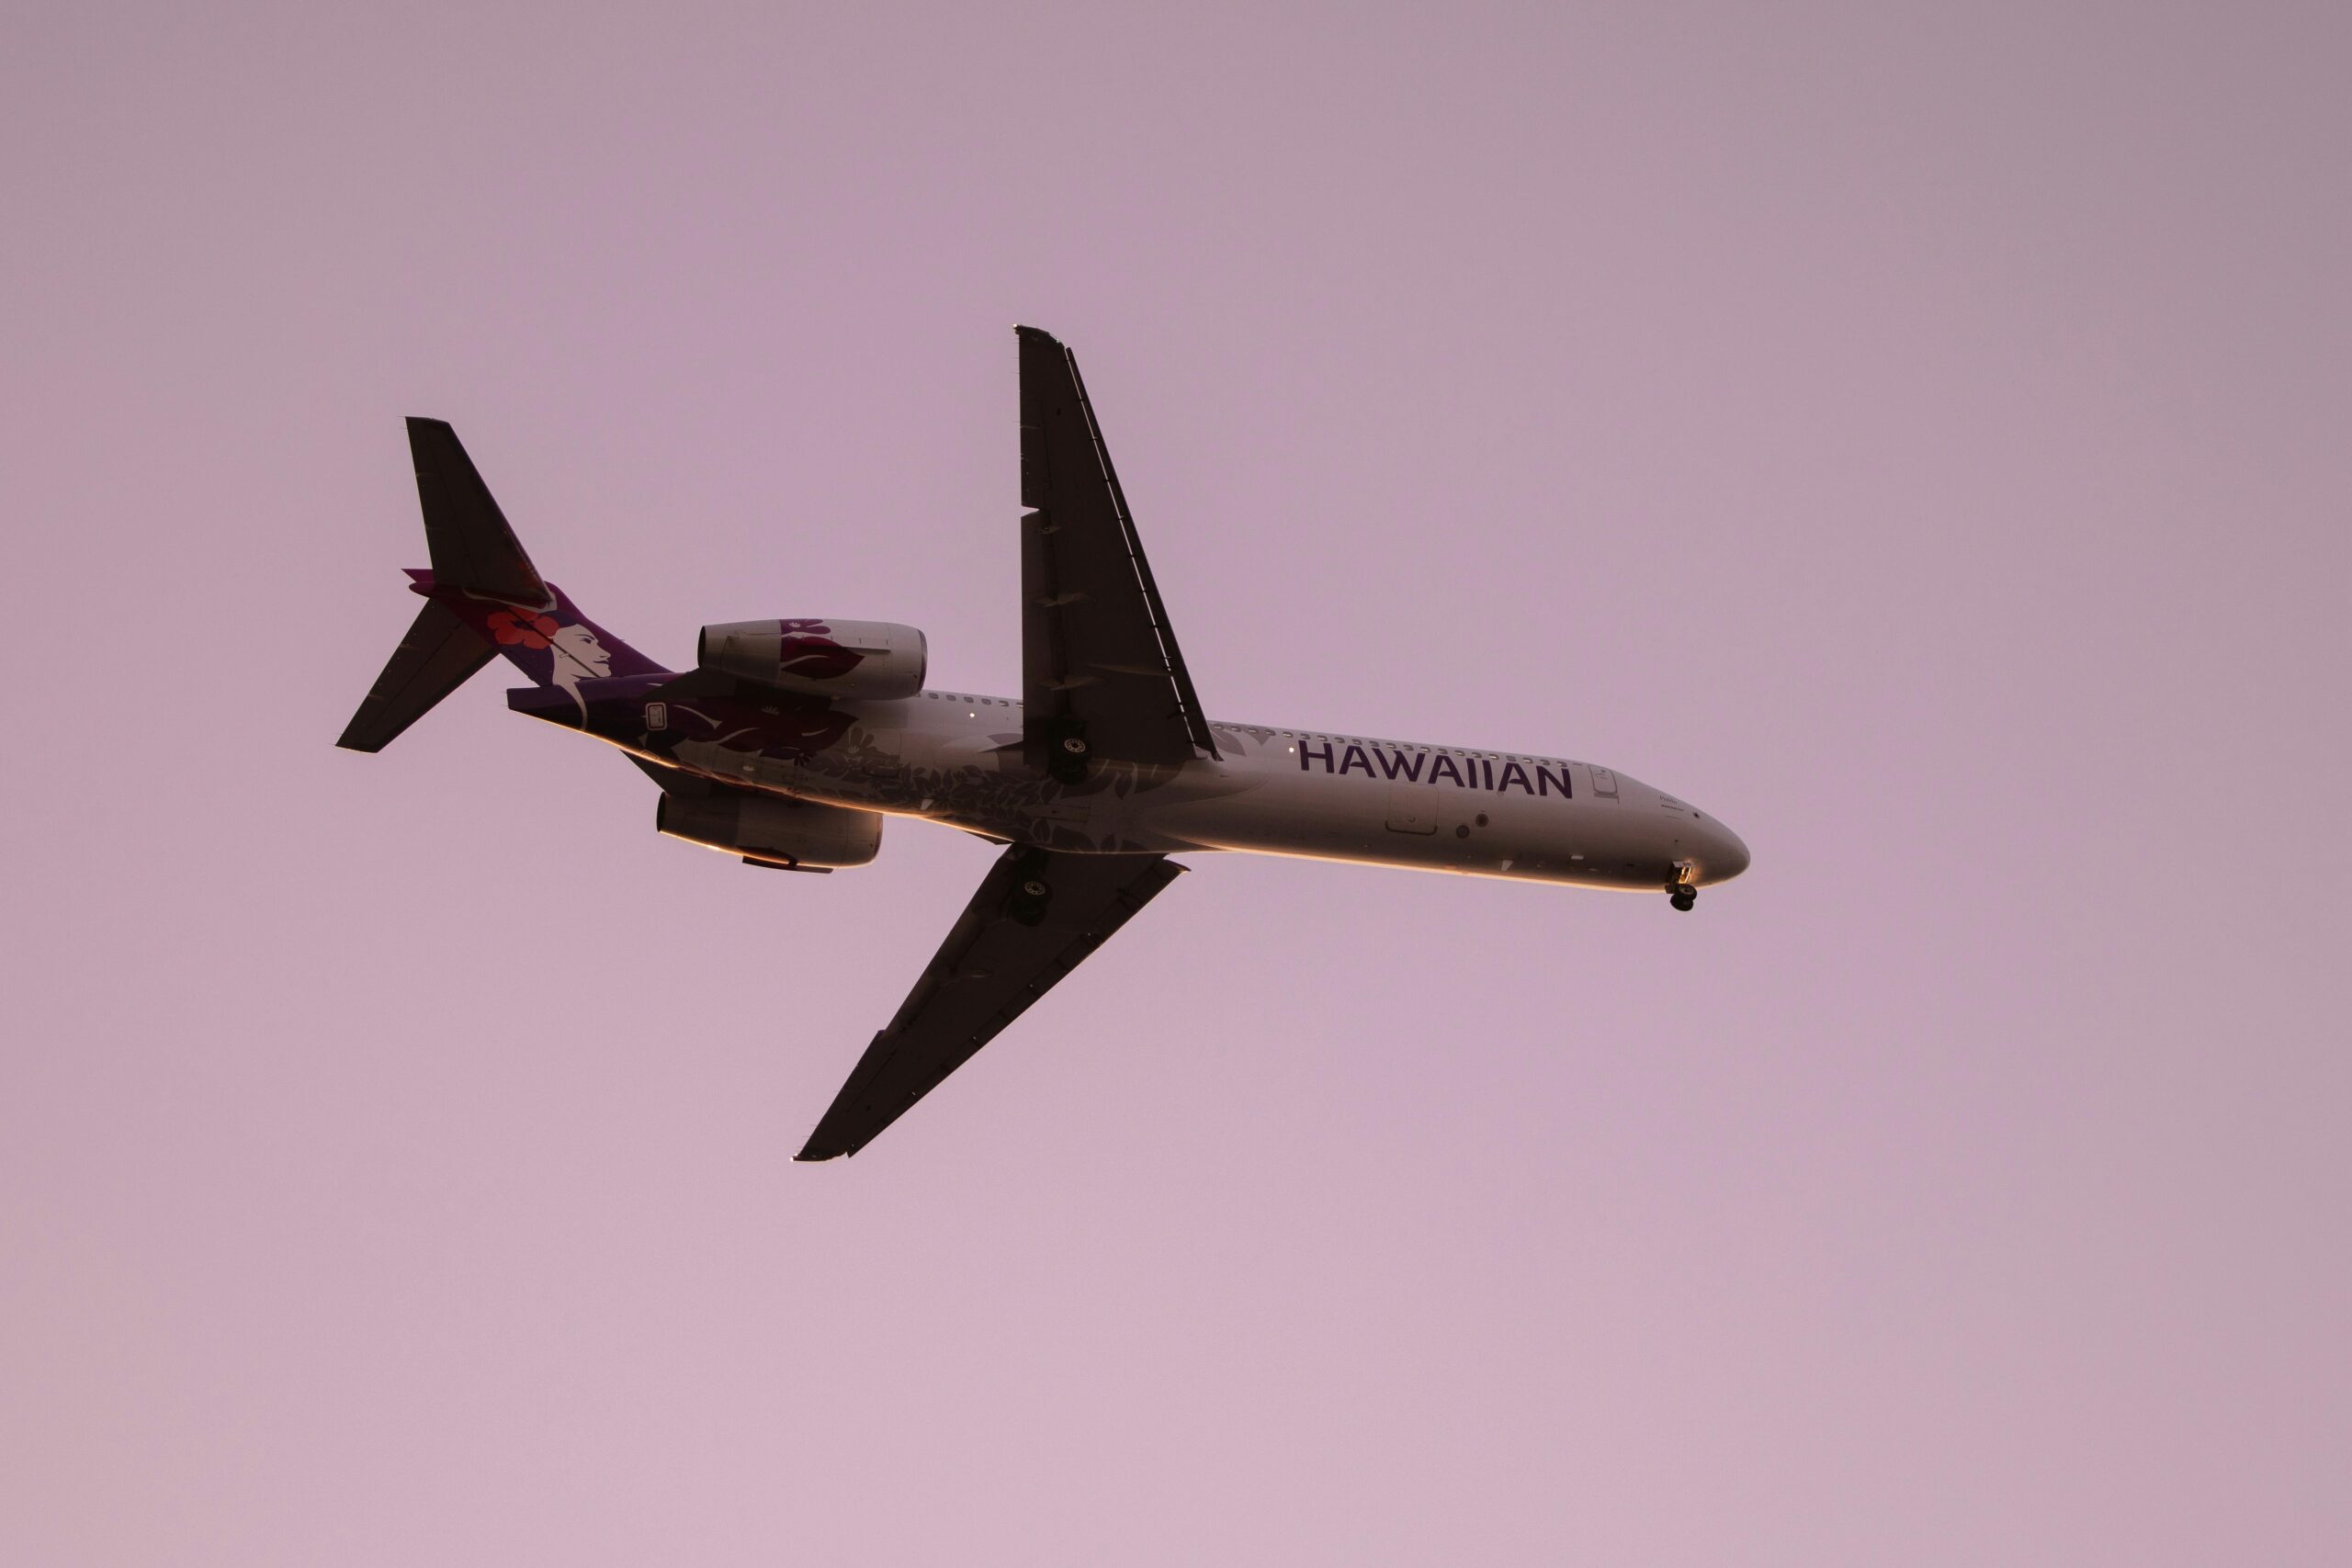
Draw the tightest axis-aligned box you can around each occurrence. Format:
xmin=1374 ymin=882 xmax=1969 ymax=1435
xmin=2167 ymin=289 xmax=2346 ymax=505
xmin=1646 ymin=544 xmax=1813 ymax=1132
xmin=1588 ymin=764 xmax=1620 ymax=800
xmin=1385 ymin=778 xmax=1439 ymax=834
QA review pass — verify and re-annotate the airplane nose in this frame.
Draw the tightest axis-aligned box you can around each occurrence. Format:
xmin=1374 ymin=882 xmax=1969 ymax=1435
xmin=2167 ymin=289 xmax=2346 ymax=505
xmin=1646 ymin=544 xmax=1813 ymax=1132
xmin=1700 ymin=818 xmax=1750 ymax=883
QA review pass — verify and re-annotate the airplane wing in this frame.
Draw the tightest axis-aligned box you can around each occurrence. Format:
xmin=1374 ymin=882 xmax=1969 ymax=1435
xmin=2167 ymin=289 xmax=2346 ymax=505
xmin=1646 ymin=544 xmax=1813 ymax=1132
xmin=1018 ymin=326 xmax=1219 ymax=771
xmin=796 ymin=845 xmax=1185 ymax=1160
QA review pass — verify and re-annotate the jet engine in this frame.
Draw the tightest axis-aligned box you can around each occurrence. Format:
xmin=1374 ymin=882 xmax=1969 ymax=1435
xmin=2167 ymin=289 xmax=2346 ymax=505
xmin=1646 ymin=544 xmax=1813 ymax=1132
xmin=656 ymin=791 xmax=883 ymax=870
xmin=696 ymin=618 xmax=926 ymax=700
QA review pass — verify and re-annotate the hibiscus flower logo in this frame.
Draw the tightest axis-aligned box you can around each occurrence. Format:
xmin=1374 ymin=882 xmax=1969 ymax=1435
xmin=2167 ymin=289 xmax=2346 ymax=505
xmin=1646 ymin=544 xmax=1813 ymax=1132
xmin=775 ymin=637 xmax=863 ymax=682
xmin=487 ymin=606 xmax=560 ymax=649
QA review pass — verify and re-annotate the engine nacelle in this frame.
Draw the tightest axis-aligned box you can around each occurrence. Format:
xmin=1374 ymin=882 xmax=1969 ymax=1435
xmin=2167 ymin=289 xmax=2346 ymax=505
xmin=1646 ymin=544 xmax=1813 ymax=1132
xmin=696 ymin=618 xmax=927 ymax=700
xmin=657 ymin=791 xmax=883 ymax=870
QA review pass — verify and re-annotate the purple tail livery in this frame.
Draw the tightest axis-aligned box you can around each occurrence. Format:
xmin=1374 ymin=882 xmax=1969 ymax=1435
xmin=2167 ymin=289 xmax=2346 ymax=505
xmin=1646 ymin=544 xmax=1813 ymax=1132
xmin=336 ymin=418 xmax=663 ymax=751
xmin=338 ymin=331 xmax=1750 ymax=1160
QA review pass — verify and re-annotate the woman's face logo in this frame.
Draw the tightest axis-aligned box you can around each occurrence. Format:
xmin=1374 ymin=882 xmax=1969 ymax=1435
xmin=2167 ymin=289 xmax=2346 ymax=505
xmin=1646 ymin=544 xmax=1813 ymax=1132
xmin=548 ymin=621 xmax=613 ymax=694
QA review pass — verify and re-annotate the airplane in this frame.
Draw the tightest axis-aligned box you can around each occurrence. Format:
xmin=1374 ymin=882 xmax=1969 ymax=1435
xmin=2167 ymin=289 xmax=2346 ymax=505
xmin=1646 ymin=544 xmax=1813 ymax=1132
xmin=339 ymin=326 xmax=1749 ymax=1160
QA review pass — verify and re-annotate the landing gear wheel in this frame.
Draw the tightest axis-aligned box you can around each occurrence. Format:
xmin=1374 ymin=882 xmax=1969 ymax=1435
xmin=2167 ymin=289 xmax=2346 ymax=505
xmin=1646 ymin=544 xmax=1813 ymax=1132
xmin=1047 ymin=726 xmax=1092 ymax=784
xmin=1669 ymin=888 xmax=1697 ymax=912
xmin=1006 ymin=881 xmax=1052 ymax=927
xmin=1004 ymin=851 xmax=1055 ymax=926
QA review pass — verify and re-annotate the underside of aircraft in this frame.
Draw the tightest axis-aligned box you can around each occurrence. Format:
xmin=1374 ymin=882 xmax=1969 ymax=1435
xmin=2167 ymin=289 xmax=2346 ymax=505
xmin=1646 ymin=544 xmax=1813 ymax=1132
xmin=340 ymin=328 xmax=1748 ymax=1159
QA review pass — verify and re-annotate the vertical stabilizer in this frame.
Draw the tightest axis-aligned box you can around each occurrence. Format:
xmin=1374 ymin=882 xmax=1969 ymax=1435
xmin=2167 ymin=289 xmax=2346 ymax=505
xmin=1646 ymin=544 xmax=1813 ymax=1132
xmin=338 ymin=419 xmax=663 ymax=751
xmin=406 ymin=416 xmax=550 ymax=606
xmin=335 ymin=598 xmax=496 ymax=751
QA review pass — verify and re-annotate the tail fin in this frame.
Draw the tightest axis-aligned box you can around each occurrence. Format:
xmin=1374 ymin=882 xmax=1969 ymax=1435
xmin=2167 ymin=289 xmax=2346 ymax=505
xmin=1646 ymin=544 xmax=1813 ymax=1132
xmin=407 ymin=416 xmax=550 ymax=607
xmin=337 ymin=419 xmax=665 ymax=751
xmin=335 ymin=596 xmax=499 ymax=751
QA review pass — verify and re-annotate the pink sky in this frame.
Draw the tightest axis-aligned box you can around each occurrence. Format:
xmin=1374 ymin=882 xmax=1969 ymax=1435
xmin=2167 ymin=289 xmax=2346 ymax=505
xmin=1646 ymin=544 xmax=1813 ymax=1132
xmin=4 ymin=4 xmax=2347 ymax=1562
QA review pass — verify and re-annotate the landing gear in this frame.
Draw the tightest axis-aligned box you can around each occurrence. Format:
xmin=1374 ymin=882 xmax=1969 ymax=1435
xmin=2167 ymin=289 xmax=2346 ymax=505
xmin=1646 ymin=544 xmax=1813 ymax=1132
xmin=1669 ymin=887 xmax=1697 ymax=912
xmin=1004 ymin=850 xmax=1055 ymax=926
xmin=1046 ymin=722 xmax=1091 ymax=784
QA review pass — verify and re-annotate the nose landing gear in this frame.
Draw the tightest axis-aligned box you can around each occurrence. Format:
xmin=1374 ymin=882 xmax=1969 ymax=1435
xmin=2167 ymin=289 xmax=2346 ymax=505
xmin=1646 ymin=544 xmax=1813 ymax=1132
xmin=1668 ymin=863 xmax=1697 ymax=912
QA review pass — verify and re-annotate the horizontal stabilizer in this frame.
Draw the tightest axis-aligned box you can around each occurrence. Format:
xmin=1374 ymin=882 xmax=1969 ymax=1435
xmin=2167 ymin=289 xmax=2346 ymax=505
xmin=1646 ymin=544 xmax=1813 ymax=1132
xmin=408 ymin=416 xmax=550 ymax=607
xmin=335 ymin=598 xmax=497 ymax=751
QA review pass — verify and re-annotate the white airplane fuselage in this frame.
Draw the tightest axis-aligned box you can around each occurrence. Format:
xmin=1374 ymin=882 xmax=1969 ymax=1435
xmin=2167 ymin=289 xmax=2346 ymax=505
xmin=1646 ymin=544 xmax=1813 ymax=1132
xmin=645 ymin=686 xmax=1750 ymax=894
xmin=352 ymin=326 xmax=1753 ymax=1158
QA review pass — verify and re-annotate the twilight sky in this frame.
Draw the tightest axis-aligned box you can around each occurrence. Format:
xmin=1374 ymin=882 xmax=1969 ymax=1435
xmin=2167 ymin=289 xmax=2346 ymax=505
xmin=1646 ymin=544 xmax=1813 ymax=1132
xmin=4 ymin=4 xmax=2347 ymax=1562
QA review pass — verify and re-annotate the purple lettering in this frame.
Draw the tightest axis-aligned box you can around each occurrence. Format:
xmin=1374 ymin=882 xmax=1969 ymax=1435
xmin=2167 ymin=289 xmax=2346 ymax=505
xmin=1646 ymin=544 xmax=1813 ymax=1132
xmin=1299 ymin=739 xmax=1334 ymax=773
xmin=1498 ymin=761 xmax=1532 ymax=795
xmin=1535 ymin=763 xmax=1574 ymax=798
xmin=1374 ymin=747 xmax=1425 ymax=783
xmin=1339 ymin=744 xmax=1375 ymax=777
xmin=1429 ymin=753 xmax=1464 ymax=787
